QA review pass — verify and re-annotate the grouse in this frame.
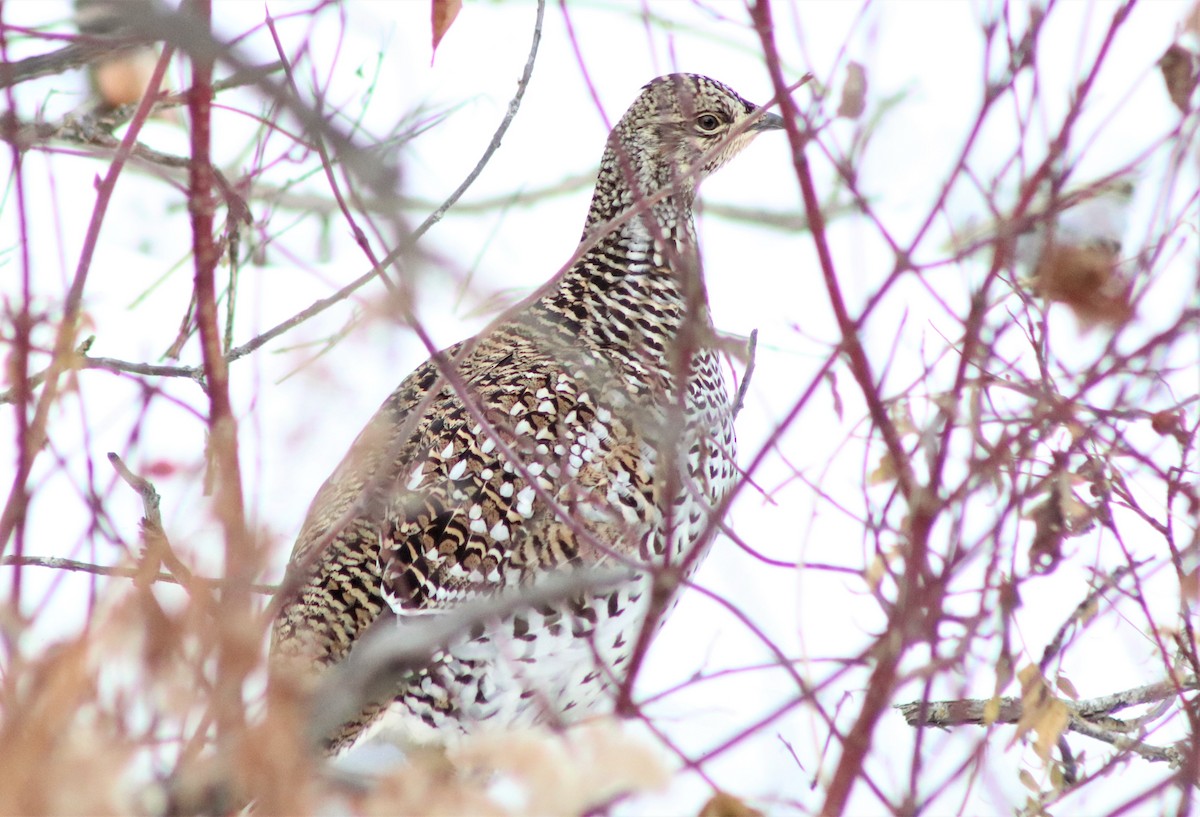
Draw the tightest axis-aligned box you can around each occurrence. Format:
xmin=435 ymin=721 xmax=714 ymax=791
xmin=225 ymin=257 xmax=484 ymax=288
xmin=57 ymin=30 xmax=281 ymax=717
xmin=271 ymin=73 xmax=783 ymax=752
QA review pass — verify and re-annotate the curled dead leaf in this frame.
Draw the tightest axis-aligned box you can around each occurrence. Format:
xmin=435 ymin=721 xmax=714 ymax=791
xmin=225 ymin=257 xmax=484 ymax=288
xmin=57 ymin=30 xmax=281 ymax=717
xmin=890 ymin=398 xmax=917 ymax=436
xmin=1029 ymin=240 xmax=1133 ymax=329
xmin=1013 ymin=665 xmax=1071 ymax=764
xmin=1150 ymin=409 xmax=1190 ymax=446
xmin=869 ymin=452 xmax=901 ymax=485
xmin=1027 ymin=501 xmax=1065 ymax=574
xmin=994 ymin=646 xmax=1016 ymax=696
xmin=1026 ymin=473 xmax=1096 ymax=574
xmin=1159 ymin=43 xmax=1199 ymax=114
xmin=837 ymin=61 xmax=867 ymax=119
xmin=1049 ymin=759 xmax=1070 ymax=790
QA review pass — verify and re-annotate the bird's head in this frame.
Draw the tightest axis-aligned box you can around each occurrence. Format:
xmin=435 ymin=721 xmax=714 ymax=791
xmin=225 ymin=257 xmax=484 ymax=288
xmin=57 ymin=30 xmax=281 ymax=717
xmin=626 ymin=73 xmax=783 ymax=178
xmin=589 ymin=73 xmax=783 ymax=232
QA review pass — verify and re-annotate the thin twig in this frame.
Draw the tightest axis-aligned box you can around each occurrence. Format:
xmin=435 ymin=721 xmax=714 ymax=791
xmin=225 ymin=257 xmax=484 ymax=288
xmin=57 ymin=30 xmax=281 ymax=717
xmin=0 ymin=352 xmax=205 ymax=405
xmin=1039 ymin=560 xmax=1146 ymax=674
xmin=1066 ymin=716 xmax=1186 ymax=767
xmin=0 ymin=554 xmax=275 ymax=594
xmin=732 ymin=328 xmax=758 ymax=419
xmin=0 ymin=42 xmax=176 ymax=555
xmin=224 ymin=0 xmax=546 ymax=366
xmin=107 ymin=451 xmax=209 ymax=597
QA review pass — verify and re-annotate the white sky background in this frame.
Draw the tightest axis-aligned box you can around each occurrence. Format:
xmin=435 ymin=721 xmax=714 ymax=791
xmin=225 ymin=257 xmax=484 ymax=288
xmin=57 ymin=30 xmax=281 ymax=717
xmin=1 ymin=0 xmax=1198 ymax=814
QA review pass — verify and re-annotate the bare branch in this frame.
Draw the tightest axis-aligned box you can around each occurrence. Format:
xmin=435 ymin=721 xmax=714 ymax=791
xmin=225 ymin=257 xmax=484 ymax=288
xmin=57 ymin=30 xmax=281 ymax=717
xmin=896 ymin=676 xmax=1198 ymax=768
xmin=0 ymin=554 xmax=275 ymax=594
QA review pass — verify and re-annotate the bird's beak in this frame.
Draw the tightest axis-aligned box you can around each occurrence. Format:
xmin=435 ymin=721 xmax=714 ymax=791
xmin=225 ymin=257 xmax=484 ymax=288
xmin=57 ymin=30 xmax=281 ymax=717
xmin=752 ymin=111 xmax=786 ymax=131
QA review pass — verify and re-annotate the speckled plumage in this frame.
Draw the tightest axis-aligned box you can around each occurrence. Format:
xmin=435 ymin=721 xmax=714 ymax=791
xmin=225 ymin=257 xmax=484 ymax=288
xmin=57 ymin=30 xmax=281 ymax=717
xmin=271 ymin=74 xmax=782 ymax=752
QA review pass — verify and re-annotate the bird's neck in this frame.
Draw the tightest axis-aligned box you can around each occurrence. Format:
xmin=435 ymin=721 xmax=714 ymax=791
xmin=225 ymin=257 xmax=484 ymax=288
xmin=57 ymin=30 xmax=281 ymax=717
xmin=581 ymin=139 xmax=699 ymax=262
xmin=527 ymin=148 xmax=713 ymax=374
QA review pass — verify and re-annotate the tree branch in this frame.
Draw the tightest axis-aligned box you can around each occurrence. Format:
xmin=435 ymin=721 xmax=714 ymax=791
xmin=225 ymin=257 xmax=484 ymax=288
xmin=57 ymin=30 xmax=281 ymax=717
xmin=895 ymin=676 xmax=1198 ymax=768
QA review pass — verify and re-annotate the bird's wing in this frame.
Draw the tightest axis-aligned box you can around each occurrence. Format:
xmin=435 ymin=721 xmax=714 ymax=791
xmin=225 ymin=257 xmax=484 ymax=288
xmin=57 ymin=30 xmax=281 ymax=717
xmin=375 ymin=335 xmax=658 ymax=616
xmin=272 ymin=342 xmax=472 ymax=667
xmin=286 ymin=341 xmax=467 ymax=568
xmin=379 ymin=362 xmax=584 ymax=612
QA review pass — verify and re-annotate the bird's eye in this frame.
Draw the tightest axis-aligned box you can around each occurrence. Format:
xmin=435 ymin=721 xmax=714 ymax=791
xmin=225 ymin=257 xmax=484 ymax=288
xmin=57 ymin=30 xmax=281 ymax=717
xmin=695 ymin=113 xmax=723 ymax=132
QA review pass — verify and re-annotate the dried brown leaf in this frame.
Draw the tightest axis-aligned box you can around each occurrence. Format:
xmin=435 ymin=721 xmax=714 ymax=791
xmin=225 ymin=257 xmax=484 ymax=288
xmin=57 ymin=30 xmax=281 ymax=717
xmin=890 ymin=398 xmax=917 ymax=436
xmin=1065 ymin=420 xmax=1088 ymax=442
xmin=699 ymin=791 xmax=766 ymax=817
xmin=995 ymin=649 xmax=1015 ymax=696
xmin=1027 ymin=500 xmax=1065 ymax=574
xmin=1181 ymin=568 xmax=1200 ymax=602
xmin=1027 ymin=472 xmax=1097 ymax=573
xmin=1150 ymin=409 xmax=1190 ymax=445
xmin=1013 ymin=665 xmax=1071 ymax=764
xmin=1049 ymin=761 xmax=1067 ymax=790
xmin=431 ymin=0 xmax=463 ymax=61
xmin=1030 ymin=240 xmax=1133 ymax=328
xmin=1158 ymin=43 xmax=1199 ymax=114
xmin=837 ymin=61 xmax=867 ymax=119
xmin=1032 ymin=698 xmax=1070 ymax=763
xmin=983 ymin=696 xmax=1003 ymax=726
xmin=864 ymin=553 xmax=886 ymax=593
xmin=869 ymin=452 xmax=899 ymax=485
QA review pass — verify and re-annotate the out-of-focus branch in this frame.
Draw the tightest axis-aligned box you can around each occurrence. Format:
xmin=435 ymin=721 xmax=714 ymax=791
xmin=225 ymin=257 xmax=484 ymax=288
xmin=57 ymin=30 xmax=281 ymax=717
xmin=306 ymin=567 xmax=633 ymax=748
xmin=0 ymin=554 xmax=276 ymax=595
xmin=252 ymin=179 xmax=818 ymax=230
xmin=0 ymin=34 xmax=154 ymax=89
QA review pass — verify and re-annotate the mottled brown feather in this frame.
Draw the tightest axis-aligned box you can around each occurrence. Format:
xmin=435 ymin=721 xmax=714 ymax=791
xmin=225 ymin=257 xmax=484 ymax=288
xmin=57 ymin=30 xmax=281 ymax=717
xmin=271 ymin=74 xmax=781 ymax=751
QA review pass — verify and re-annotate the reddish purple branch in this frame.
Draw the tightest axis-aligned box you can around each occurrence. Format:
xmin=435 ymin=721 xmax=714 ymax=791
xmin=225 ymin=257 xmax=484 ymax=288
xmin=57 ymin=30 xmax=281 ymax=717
xmin=185 ymin=0 xmax=252 ymax=740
